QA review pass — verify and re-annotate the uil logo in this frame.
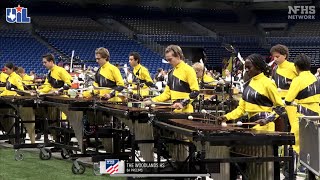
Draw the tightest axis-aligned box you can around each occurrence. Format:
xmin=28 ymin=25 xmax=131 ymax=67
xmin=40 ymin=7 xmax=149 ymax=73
xmin=6 ymin=5 xmax=31 ymax=23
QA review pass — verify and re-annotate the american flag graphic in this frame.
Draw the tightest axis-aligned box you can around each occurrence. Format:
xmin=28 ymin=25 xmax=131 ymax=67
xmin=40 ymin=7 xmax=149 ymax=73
xmin=105 ymin=159 xmax=119 ymax=174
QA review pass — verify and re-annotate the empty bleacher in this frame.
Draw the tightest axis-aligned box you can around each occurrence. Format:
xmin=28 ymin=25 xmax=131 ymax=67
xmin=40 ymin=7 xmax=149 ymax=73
xmin=121 ymin=17 xmax=199 ymax=35
xmin=37 ymin=30 xmax=170 ymax=74
xmin=166 ymin=8 xmax=238 ymax=22
xmin=201 ymin=23 xmax=260 ymax=36
xmin=290 ymin=22 xmax=320 ymax=37
xmin=32 ymin=16 xmax=104 ymax=30
xmin=0 ymin=30 xmax=55 ymax=74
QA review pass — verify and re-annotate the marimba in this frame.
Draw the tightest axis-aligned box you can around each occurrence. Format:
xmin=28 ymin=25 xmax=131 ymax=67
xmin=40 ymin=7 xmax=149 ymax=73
xmin=96 ymin=102 xmax=153 ymax=161
xmin=153 ymin=117 xmax=295 ymax=180
xmin=0 ymin=96 xmax=43 ymax=160
xmin=39 ymin=96 xmax=132 ymax=174
xmin=39 ymin=96 xmax=96 ymax=159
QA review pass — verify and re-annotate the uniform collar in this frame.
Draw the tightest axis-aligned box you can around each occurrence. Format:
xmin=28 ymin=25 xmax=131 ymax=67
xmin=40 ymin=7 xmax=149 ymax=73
xmin=299 ymin=71 xmax=310 ymax=76
xmin=278 ymin=60 xmax=290 ymax=68
xmin=134 ymin=64 xmax=142 ymax=71
xmin=50 ymin=64 xmax=58 ymax=71
xmin=101 ymin=61 xmax=110 ymax=68
xmin=175 ymin=61 xmax=185 ymax=69
xmin=252 ymin=72 xmax=264 ymax=80
xmin=9 ymin=72 xmax=18 ymax=77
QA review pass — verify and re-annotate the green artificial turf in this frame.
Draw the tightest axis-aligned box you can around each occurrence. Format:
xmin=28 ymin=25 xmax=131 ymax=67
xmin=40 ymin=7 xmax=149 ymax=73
xmin=0 ymin=147 xmax=124 ymax=180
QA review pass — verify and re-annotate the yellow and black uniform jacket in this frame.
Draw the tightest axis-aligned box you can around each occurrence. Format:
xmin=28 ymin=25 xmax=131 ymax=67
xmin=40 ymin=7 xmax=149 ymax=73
xmin=285 ymin=71 xmax=320 ymax=116
xmin=199 ymin=73 xmax=216 ymax=88
xmin=39 ymin=65 xmax=72 ymax=93
xmin=0 ymin=72 xmax=8 ymax=91
xmin=225 ymin=73 xmax=285 ymax=124
xmin=272 ymin=60 xmax=298 ymax=96
xmin=152 ymin=61 xmax=199 ymax=112
xmin=0 ymin=72 xmax=24 ymax=96
xmin=84 ymin=62 xmax=124 ymax=101
xmin=199 ymin=74 xmax=216 ymax=100
xmin=22 ymin=74 xmax=34 ymax=85
xmin=130 ymin=64 xmax=155 ymax=97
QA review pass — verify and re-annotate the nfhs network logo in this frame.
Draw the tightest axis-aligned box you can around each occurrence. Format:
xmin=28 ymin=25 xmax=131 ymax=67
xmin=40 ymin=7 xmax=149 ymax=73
xmin=6 ymin=5 xmax=31 ymax=23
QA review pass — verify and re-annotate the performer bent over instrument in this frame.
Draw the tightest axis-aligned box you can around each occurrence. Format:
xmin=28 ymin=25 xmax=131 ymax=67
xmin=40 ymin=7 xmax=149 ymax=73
xmin=0 ymin=63 xmax=25 ymax=143
xmin=83 ymin=47 xmax=125 ymax=153
xmin=144 ymin=45 xmax=199 ymax=163
xmin=145 ymin=45 xmax=200 ymax=113
xmin=217 ymin=54 xmax=286 ymax=180
xmin=218 ymin=54 xmax=285 ymax=131
xmin=38 ymin=53 xmax=72 ymax=142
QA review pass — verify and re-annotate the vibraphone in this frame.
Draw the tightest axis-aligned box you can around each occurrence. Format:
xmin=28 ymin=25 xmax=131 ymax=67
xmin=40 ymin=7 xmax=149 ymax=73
xmin=152 ymin=117 xmax=295 ymax=180
xmin=0 ymin=96 xmax=42 ymax=160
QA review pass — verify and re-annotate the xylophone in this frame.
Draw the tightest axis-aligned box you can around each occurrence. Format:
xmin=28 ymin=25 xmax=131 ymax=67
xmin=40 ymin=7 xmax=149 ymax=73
xmin=153 ymin=117 xmax=295 ymax=180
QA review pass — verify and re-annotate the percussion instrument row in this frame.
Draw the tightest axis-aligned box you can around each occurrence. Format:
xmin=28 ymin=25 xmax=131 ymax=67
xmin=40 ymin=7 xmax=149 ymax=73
xmin=0 ymin=89 xmax=291 ymax=178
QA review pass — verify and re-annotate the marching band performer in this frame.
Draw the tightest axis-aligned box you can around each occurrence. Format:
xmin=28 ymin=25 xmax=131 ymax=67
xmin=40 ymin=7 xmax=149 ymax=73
xmin=0 ymin=70 xmax=8 ymax=92
xmin=145 ymin=45 xmax=200 ymax=113
xmin=127 ymin=52 xmax=157 ymax=161
xmin=82 ymin=47 xmax=125 ymax=153
xmin=284 ymin=54 xmax=320 ymax=180
xmin=83 ymin=47 xmax=124 ymax=101
xmin=16 ymin=67 xmax=34 ymax=85
xmin=38 ymin=53 xmax=72 ymax=94
xmin=0 ymin=62 xmax=24 ymax=144
xmin=192 ymin=62 xmax=217 ymax=103
xmin=34 ymin=54 xmax=72 ymax=142
xmin=285 ymin=54 xmax=320 ymax=118
xmin=0 ymin=62 xmax=24 ymax=96
xmin=128 ymin=52 xmax=156 ymax=99
xmin=218 ymin=54 xmax=285 ymax=131
xmin=192 ymin=62 xmax=216 ymax=88
xmin=270 ymin=44 xmax=299 ymax=142
xmin=144 ymin=45 xmax=199 ymax=163
xmin=270 ymin=44 xmax=300 ymax=178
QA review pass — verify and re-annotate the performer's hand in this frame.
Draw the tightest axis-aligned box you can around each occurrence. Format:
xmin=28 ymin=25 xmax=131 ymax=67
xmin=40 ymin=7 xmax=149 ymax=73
xmin=53 ymin=90 xmax=61 ymax=95
xmin=217 ymin=116 xmax=227 ymax=124
xmin=172 ymin=102 xmax=183 ymax=110
xmin=29 ymin=90 xmax=37 ymax=96
xmin=255 ymin=119 xmax=268 ymax=126
xmin=144 ymin=98 xmax=152 ymax=106
xmin=103 ymin=93 xmax=111 ymax=100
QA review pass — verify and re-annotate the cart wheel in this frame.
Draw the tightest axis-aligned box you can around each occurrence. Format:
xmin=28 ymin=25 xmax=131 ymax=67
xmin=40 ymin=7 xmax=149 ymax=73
xmin=39 ymin=148 xmax=52 ymax=160
xmin=93 ymin=162 xmax=102 ymax=176
xmin=61 ymin=148 xmax=73 ymax=159
xmin=72 ymin=161 xmax=85 ymax=174
xmin=14 ymin=149 xmax=24 ymax=161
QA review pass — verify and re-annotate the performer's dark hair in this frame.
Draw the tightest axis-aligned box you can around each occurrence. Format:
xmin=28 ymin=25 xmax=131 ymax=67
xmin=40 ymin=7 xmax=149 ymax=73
xmin=294 ymin=53 xmax=310 ymax=71
xmin=5 ymin=62 xmax=15 ymax=70
xmin=270 ymin=44 xmax=289 ymax=59
xmin=246 ymin=54 xmax=271 ymax=76
xmin=129 ymin=52 xmax=141 ymax=64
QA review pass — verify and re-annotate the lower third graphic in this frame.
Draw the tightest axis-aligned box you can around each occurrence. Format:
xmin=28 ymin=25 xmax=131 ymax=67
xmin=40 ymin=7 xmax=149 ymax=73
xmin=106 ymin=159 xmax=119 ymax=174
